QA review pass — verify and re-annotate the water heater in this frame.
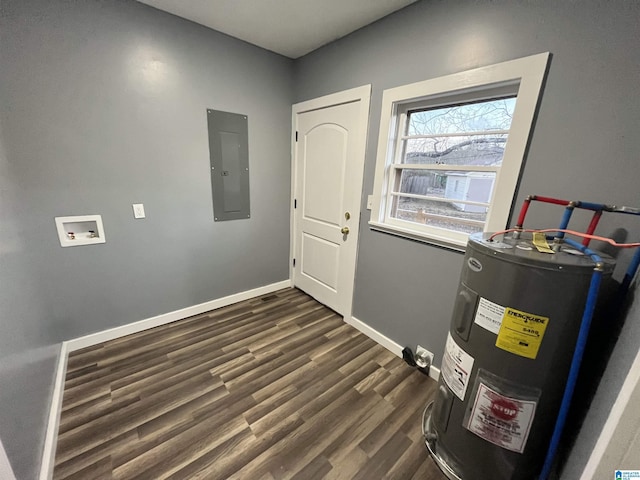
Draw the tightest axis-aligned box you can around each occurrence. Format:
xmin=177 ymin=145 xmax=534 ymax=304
xmin=423 ymin=232 xmax=615 ymax=480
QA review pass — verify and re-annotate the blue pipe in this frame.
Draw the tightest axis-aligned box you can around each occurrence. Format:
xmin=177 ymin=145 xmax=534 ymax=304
xmin=576 ymin=201 xmax=606 ymax=211
xmin=555 ymin=206 xmax=575 ymax=240
xmin=563 ymin=238 xmax=602 ymax=261
xmin=539 ymin=237 xmax=603 ymax=479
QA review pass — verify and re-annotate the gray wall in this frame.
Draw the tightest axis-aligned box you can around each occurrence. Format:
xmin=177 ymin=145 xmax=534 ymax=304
xmin=295 ymin=0 xmax=640 ymax=381
xmin=294 ymin=0 xmax=640 ymax=477
xmin=0 ymin=0 xmax=293 ymax=477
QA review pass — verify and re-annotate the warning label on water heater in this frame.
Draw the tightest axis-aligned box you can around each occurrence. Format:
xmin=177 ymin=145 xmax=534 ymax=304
xmin=496 ymin=308 xmax=549 ymax=359
xmin=442 ymin=333 xmax=475 ymax=401
xmin=466 ymin=383 xmax=537 ymax=453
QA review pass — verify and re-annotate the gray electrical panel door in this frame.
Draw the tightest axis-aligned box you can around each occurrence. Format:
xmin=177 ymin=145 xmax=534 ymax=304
xmin=207 ymin=109 xmax=250 ymax=221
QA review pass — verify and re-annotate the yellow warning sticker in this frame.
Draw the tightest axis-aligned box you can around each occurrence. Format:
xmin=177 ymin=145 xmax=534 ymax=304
xmin=496 ymin=308 xmax=549 ymax=359
xmin=532 ymin=232 xmax=554 ymax=254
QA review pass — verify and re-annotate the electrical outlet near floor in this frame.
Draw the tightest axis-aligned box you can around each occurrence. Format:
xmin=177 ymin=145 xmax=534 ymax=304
xmin=415 ymin=345 xmax=434 ymax=370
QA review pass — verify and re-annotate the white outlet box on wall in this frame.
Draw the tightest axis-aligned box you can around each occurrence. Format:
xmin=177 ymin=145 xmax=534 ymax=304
xmin=55 ymin=215 xmax=106 ymax=247
xmin=132 ymin=203 xmax=145 ymax=219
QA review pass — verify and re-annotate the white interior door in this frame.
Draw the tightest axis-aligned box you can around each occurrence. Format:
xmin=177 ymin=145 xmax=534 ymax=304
xmin=291 ymin=86 xmax=370 ymax=317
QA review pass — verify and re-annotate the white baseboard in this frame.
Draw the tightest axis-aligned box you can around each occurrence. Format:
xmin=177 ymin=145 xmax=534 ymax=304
xmin=347 ymin=316 xmax=440 ymax=382
xmin=346 ymin=316 xmax=404 ymax=356
xmin=66 ymin=280 xmax=292 ymax=352
xmin=39 ymin=342 xmax=68 ymax=480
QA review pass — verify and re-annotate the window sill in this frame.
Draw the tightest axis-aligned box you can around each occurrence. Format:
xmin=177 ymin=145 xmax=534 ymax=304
xmin=368 ymin=220 xmax=467 ymax=253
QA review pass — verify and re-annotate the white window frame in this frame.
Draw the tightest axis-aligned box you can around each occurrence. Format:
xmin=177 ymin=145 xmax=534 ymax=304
xmin=369 ymin=53 xmax=550 ymax=250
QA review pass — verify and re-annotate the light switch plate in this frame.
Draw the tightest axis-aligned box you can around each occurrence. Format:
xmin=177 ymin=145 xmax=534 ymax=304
xmin=367 ymin=195 xmax=373 ymax=210
xmin=132 ymin=203 xmax=145 ymax=219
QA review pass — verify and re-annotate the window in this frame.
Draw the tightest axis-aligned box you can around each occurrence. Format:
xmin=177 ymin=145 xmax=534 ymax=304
xmin=369 ymin=53 xmax=549 ymax=249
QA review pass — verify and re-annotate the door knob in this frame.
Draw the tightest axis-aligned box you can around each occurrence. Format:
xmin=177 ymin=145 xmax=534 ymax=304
xmin=341 ymin=226 xmax=350 ymax=235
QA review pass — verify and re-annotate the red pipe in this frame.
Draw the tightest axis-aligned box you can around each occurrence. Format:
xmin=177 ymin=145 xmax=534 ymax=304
xmin=583 ymin=210 xmax=603 ymax=247
xmin=516 ymin=195 xmax=570 ymax=229
xmin=533 ymin=195 xmax=571 ymax=206
xmin=515 ymin=197 xmax=532 ymax=227
xmin=514 ymin=195 xmax=610 ymax=237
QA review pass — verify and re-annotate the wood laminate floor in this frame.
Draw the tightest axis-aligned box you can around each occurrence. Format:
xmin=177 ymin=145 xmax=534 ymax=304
xmin=54 ymin=288 xmax=444 ymax=479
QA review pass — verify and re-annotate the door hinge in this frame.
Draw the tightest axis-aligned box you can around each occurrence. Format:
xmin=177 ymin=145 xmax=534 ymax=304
xmin=292 ymin=258 xmax=296 ymax=267
xmin=294 ymin=199 xmax=297 ymax=209
xmin=295 ymin=131 xmax=298 ymax=142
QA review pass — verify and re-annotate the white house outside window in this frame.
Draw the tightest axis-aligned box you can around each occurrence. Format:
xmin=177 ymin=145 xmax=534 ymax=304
xmin=369 ymin=53 xmax=550 ymax=249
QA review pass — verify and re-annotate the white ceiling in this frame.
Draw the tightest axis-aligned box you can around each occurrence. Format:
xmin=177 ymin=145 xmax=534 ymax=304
xmin=137 ymin=0 xmax=418 ymax=59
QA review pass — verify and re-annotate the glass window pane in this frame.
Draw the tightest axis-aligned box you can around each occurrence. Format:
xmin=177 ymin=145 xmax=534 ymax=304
xmin=407 ymin=97 xmax=516 ymax=136
xmin=397 ymin=169 xmax=448 ymax=199
xmin=392 ymin=197 xmax=487 ymax=235
xmin=402 ymin=134 xmax=508 ymax=166
xmin=397 ymin=169 xmax=496 ymax=204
